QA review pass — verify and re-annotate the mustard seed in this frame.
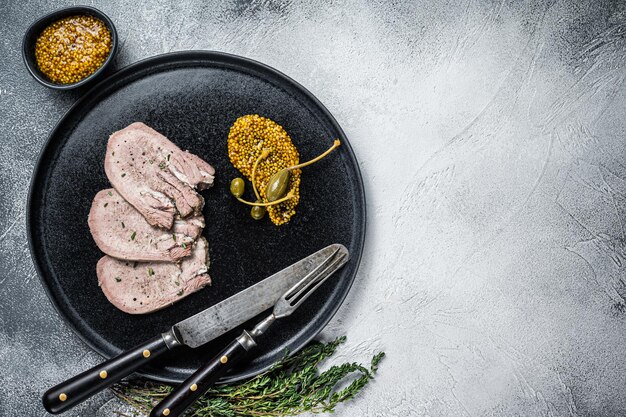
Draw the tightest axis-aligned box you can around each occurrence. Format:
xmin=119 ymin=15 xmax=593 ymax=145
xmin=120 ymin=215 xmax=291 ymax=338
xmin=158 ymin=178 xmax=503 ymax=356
xmin=35 ymin=15 xmax=112 ymax=85
xmin=228 ymin=115 xmax=301 ymax=225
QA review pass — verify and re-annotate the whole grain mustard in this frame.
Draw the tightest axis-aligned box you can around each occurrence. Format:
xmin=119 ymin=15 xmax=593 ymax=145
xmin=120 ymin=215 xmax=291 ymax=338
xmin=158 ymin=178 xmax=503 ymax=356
xmin=35 ymin=15 xmax=112 ymax=84
xmin=228 ymin=115 xmax=302 ymax=225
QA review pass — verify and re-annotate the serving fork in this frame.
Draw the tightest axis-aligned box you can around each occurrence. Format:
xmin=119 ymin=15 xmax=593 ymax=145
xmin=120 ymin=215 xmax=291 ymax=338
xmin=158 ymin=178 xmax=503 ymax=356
xmin=149 ymin=246 xmax=348 ymax=417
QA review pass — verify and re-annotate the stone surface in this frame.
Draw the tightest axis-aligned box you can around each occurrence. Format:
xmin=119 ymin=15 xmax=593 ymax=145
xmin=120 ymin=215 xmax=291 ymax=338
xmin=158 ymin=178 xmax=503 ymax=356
xmin=2 ymin=0 xmax=626 ymax=416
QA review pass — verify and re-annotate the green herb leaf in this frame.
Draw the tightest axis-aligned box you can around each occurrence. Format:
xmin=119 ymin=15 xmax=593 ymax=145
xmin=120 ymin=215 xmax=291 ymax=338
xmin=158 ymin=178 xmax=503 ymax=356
xmin=172 ymin=234 xmax=177 ymax=242
xmin=177 ymin=289 xmax=184 ymax=296
xmin=181 ymin=242 xmax=187 ymax=249
xmin=111 ymin=337 xmax=384 ymax=417
xmin=121 ymin=222 xmax=125 ymax=229
xmin=115 ymin=277 xmax=121 ymax=283
xmin=121 ymin=173 xmax=126 ymax=177
xmin=108 ymin=191 xmax=113 ymax=196
xmin=131 ymin=231 xmax=136 ymax=240
xmin=104 ymin=202 xmax=108 ymax=207
xmin=147 ymin=267 xmax=154 ymax=276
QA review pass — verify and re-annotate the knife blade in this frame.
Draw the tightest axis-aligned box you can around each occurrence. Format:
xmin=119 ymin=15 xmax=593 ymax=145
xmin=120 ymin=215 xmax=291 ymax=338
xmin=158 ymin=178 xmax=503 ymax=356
xmin=174 ymin=243 xmax=345 ymax=347
xmin=42 ymin=243 xmax=346 ymax=414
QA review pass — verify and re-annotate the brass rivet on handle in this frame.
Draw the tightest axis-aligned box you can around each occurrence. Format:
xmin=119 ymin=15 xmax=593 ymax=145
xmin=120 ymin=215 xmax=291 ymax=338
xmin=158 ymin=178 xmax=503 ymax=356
xmin=163 ymin=408 xmax=170 ymax=416
xmin=143 ymin=349 xmax=151 ymax=358
xmin=99 ymin=370 xmax=108 ymax=379
xmin=190 ymin=383 xmax=198 ymax=391
xmin=59 ymin=393 xmax=67 ymax=402
xmin=220 ymin=355 xmax=228 ymax=364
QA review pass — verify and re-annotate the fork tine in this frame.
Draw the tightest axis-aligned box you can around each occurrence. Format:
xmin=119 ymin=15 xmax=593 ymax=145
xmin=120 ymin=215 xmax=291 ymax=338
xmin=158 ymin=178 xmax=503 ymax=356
xmin=272 ymin=244 xmax=349 ymax=318
xmin=288 ymin=252 xmax=348 ymax=310
xmin=285 ymin=250 xmax=344 ymax=303
xmin=283 ymin=246 xmax=340 ymax=301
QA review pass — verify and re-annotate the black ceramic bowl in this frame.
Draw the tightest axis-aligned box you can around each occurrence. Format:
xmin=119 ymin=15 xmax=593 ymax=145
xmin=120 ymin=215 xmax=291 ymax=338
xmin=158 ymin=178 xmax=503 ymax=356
xmin=22 ymin=6 xmax=118 ymax=90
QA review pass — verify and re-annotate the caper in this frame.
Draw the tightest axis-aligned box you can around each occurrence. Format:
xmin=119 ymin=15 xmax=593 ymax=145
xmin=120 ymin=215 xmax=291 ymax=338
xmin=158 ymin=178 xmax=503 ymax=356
xmin=251 ymin=204 xmax=266 ymax=220
xmin=266 ymin=169 xmax=291 ymax=202
xmin=230 ymin=177 xmax=245 ymax=198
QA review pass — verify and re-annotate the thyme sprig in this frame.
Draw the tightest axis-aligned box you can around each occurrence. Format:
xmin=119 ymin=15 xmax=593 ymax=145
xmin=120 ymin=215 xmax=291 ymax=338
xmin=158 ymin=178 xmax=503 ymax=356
xmin=112 ymin=337 xmax=384 ymax=417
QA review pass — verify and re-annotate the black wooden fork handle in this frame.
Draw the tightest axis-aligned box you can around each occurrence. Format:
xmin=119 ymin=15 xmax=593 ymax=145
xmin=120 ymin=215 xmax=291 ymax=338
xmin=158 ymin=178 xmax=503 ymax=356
xmin=149 ymin=330 xmax=257 ymax=417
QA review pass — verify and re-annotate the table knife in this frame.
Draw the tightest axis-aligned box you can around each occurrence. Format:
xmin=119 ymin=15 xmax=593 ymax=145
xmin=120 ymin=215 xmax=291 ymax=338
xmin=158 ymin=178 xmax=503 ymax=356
xmin=150 ymin=244 xmax=349 ymax=417
xmin=42 ymin=243 xmax=347 ymax=414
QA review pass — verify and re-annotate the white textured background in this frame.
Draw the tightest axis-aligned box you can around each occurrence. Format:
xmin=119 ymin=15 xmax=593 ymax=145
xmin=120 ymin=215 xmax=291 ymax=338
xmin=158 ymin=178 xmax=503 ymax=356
xmin=1 ymin=0 xmax=626 ymax=416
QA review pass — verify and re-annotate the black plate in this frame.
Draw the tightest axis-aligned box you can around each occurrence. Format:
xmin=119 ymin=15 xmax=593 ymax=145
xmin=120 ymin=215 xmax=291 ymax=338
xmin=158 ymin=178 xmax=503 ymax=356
xmin=27 ymin=51 xmax=365 ymax=384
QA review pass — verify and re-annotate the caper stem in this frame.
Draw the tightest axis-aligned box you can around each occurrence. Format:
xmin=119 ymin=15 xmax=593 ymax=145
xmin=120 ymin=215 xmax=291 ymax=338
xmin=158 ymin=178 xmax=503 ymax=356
xmin=236 ymin=191 xmax=295 ymax=207
xmin=287 ymin=139 xmax=341 ymax=171
xmin=251 ymin=148 xmax=270 ymax=200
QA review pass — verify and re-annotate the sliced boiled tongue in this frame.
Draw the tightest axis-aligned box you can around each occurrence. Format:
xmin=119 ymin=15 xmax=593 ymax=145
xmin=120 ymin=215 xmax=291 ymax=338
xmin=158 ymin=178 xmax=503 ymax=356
xmin=89 ymin=122 xmax=214 ymax=314
xmin=88 ymin=188 xmax=204 ymax=262
xmin=104 ymin=122 xmax=215 ymax=229
xmin=97 ymin=238 xmax=211 ymax=314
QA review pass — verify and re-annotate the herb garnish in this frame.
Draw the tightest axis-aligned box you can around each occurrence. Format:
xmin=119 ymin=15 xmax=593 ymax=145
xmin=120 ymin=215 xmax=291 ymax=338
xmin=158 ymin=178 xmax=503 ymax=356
xmin=112 ymin=337 xmax=383 ymax=417
xmin=121 ymin=173 xmax=126 ymax=177
xmin=130 ymin=231 xmax=136 ymax=240
xmin=147 ymin=267 xmax=154 ymax=276
xmin=103 ymin=202 xmax=108 ymax=207
xmin=121 ymin=222 xmax=125 ymax=229
xmin=115 ymin=277 xmax=121 ymax=283
xmin=108 ymin=191 xmax=113 ymax=196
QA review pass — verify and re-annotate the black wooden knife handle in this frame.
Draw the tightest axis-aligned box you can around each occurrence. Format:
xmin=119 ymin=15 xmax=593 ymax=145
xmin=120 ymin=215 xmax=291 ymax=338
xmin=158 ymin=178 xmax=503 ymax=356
xmin=43 ymin=332 xmax=178 ymax=414
xmin=150 ymin=331 xmax=256 ymax=417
